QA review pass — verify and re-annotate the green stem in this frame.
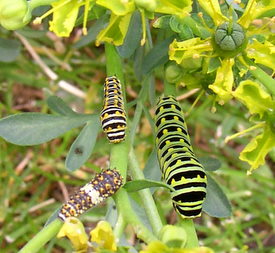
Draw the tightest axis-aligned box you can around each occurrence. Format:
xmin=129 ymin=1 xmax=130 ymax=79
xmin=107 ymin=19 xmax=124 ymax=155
xmin=243 ymin=57 xmax=275 ymax=97
xmin=18 ymin=219 xmax=63 ymax=253
xmin=129 ymin=149 xmax=163 ymax=235
xmin=114 ymin=189 xmax=157 ymax=243
xmin=179 ymin=219 xmax=199 ymax=248
xmin=105 ymin=43 xmax=157 ymax=242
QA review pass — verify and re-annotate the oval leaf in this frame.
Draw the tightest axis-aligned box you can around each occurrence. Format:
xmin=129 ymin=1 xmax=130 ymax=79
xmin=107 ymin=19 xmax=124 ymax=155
xmin=117 ymin=11 xmax=142 ymax=59
xmin=47 ymin=96 xmax=77 ymax=116
xmin=65 ymin=118 xmax=100 ymax=171
xmin=199 ymin=157 xmax=221 ymax=171
xmin=202 ymin=174 xmax=232 ymax=218
xmin=123 ymin=179 xmax=174 ymax=192
xmin=0 ymin=113 xmax=96 ymax=145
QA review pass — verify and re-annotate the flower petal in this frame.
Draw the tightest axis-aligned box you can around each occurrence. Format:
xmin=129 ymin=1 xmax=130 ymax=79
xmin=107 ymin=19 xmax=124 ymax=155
xmin=208 ymin=58 xmax=234 ymax=104
xmin=90 ymin=221 xmax=117 ymax=251
xmin=96 ymin=13 xmax=132 ymax=46
xmin=57 ymin=217 xmax=88 ymax=252
xmin=247 ymin=39 xmax=275 ymax=71
xmin=233 ymin=80 xmax=275 ymax=118
xmin=240 ymin=124 xmax=275 ymax=172
xmin=238 ymin=0 xmax=275 ymax=28
xmin=197 ymin=0 xmax=228 ymax=26
xmin=49 ymin=0 xmax=81 ymax=37
xmin=155 ymin=0 xmax=192 ymax=18
xmin=96 ymin=0 xmax=135 ymax=16
xmin=169 ymin=38 xmax=213 ymax=64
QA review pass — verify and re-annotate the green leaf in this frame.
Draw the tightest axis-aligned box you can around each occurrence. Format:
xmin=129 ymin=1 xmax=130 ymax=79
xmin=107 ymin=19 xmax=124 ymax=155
xmin=207 ymin=57 xmax=221 ymax=73
xmin=123 ymin=179 xmax=174 ymax=192
xmin=202 ymin=174 xmax=232 ymax=218
xmin=47 ymin=96 xmax=77 ymax=116
xmin=141 ymin=37 xmax=174 ymax=75
xmin=199 ymin=157 xmax=221 ymax=171
xmin=117 ymin=11 xmax=142 ymax=59
xmin=143 ymin=149 xmax=161 ymax=181
xmin=73 ymin=14 xmax=109 ymax=49
xmin=65 ymin=119 xmax=100 ymax=171
xmin=96 ymin=13 xmax=132 ymax=46
xmin=0 ymin=38 xmax=21 ymax=62
xmin=233 ymin=80 xmax=275 ymax=118
xmin=0 ymin=113 xmax=96 ymax=145
xmin=240 ymin=124 xmax=275 ymax=172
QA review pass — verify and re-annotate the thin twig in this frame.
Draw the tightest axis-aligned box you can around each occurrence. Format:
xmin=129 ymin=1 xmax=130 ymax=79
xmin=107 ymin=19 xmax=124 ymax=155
xmin=176 ymin=88 xmax=200 ymax=101
xmin=15 ymin=32 xmax=86 ymax=99
xmin=28 ymin=198 xmax=56 ymax=213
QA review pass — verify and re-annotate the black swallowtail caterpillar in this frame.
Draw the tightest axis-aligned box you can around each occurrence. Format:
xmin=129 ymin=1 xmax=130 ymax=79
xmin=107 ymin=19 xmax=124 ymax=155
xmin=100 ymin=76 xmax=127 ymax=143
xmin=155 ymin=96 xmax=207 ymax=218
xmin=58 ymin=169 xmax=123 ymax=221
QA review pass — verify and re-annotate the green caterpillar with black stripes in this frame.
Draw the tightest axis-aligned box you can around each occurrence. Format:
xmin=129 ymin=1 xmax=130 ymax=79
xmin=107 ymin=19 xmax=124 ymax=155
xmin=155 ymin=96 xmax=207 ymax=218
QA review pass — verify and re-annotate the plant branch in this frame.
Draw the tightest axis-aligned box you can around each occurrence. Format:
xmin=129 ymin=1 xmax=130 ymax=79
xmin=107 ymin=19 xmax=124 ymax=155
xmin=18 ymin=219 xmax=63 ymax=253
xmin=128 ymin=149 xmax=163 ymax=235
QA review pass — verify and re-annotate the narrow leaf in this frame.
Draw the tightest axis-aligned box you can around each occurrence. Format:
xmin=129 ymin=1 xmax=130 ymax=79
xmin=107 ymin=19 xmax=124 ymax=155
xmin=143 ymin=149 xmax=161 ymax=181
xmin=0 ymin=113 xmax=96 ymax=145
xmin=0 ymin=38 xmax=21 ymax=62
xmin=47 ymin=96 xmax=77 ymax=116
xmin=202 ymin=174 xmax=232 ymax=218
xmin=200 ymin=157 xmax=221 ymax=171
xmin=141 ymin=37 xmax=174 ymax=75
xmin=117 ymin=11 xmax=142 ymax=59
xmin=123 ymin=179 xmax=174 ymax=192
xmin=65 ymin=118 xmax=101 ymax=171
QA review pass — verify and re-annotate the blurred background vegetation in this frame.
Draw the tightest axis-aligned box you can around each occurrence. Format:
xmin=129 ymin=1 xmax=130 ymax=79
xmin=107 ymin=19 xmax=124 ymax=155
xmin=0 ymin=7 xmax=274 ymax=252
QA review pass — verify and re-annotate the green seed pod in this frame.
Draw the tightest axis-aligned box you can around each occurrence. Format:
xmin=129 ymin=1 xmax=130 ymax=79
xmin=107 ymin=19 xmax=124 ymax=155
xmin=0 ymin=0 xmax=31 ymax=30
xmin=165 ymin=62 xmax=183 ymax=83
xmin=214 ymin=22 xmax=246 ymax=53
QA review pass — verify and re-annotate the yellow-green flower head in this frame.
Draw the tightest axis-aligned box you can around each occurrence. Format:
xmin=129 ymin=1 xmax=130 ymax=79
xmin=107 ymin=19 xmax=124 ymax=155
xmin=169 ymin=0 xmax=275 ymax=104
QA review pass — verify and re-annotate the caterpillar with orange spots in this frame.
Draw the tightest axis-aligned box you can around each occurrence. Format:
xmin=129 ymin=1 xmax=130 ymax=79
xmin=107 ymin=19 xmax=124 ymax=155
xmin=100 ymin=76 xmax=127 ymax=143
xmin=58 ymin=169 xmax=123 ymax=221
xmin=155 ymin=96 xmax=207 ymax=218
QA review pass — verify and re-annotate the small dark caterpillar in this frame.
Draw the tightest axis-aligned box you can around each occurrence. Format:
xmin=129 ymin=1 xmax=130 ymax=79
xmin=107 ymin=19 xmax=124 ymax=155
xmin=58 ymin=169 xmax=123 ymax=221
xmin=100 ymin=76 xmax=127 ymax=143
xmin=155 ymin=96 xmax=207 ymax=219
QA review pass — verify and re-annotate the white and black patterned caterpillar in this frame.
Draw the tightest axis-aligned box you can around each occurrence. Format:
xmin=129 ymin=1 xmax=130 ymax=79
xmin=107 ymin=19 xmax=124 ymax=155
xmin=58 ymin=169 xmax=123 ymax=221
xmin=155 ymin=96 xmax=207 ymax=218
xmin=100 ymin=76 xmax=127 ymax=143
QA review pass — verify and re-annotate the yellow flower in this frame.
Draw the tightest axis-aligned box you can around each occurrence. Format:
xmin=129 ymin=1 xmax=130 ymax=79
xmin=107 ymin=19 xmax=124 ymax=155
xmin=57 ymin=217 xmax=88 ymax=252
xmin=90 ymin=220 xmax=117 ymax=252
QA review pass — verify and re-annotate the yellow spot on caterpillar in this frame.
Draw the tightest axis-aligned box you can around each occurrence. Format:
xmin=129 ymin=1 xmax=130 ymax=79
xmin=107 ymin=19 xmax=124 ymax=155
xmin=161 ymin=118 xmax=166 ymax=123
xmin=180 ymin=139 xmax=184 ymax=142
xmin=171 ymin=178 xmax=176 ymax=184
xmin=115 ymin=111 xmax=121 ymax=115
xmin=163 ymin=129 xmax=168 ymax=134
xmin=171 ymin=105 xmax=176 ymax=109
xmin=165 ymin=140 xmax=171 ymax=145
xmin=160 ymin=106 xmax=164 ymax=111
xmin=177 ymin=128 xmax=182 ymax=132
xmin=197 ymin=174 xmax=201 ymax=179
xmin=174 ymin=116 xmax=179 ymax=120
xmin=168 ymin=148 xmax=174 ymax=152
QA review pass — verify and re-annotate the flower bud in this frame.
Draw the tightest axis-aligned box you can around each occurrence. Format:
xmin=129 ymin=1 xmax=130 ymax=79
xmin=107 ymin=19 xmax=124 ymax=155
xmin=0 ymin=0 xmax=31 ymax=30
xmin=165 ymin=62 xmax=183 ymax=83
xmin=135 ymin=0 xmax=157 ymax=12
